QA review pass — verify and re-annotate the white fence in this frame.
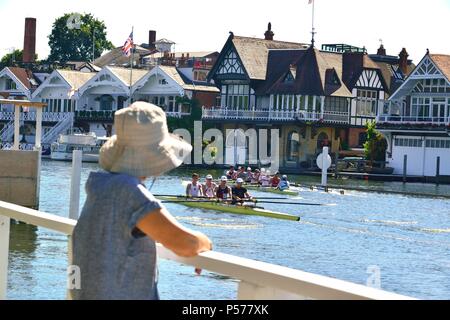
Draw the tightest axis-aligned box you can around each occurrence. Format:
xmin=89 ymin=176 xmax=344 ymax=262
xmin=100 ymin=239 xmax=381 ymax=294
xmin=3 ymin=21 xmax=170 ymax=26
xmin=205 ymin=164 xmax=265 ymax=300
xmin=0 ymin=200 xmax=414 ymax=300
xmin=202 ymin=107 xmax=349 ymax=124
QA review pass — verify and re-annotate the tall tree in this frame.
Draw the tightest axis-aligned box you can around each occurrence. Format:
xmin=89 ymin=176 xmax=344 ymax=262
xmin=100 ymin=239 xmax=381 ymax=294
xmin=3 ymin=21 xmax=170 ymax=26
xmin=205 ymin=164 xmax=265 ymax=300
xmin=0 ymin=49 xmax=23 ymax=68
xmin=48 ymin=13 xmax=113 ymax=63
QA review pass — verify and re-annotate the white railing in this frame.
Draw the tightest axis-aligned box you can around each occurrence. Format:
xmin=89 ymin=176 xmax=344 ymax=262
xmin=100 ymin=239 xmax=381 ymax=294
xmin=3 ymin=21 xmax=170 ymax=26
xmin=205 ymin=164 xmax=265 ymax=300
xmin=202 ymin=107 xmax=349 ymax=124
xmin=165 ymin=112 xmax=191 ymax=118
xmin=377 ymin=114 xmax=450 ymax=125
xmin=42 ymin=113 xmax=74 ymax=144
xmin=0 ymin=143 xmax=35 ymax=151
xmin=0 ymin=200 xmax=414 ymax=300
xmin=0 ymin=120 xmax=14 ymax=142
xmin=0 ymin=112 xmax=71 ymax=122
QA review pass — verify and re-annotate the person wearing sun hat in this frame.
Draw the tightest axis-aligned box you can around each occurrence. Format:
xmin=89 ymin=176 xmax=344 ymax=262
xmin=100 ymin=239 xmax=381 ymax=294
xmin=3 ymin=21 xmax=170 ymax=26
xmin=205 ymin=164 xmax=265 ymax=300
xmin=71 ymin=102 xmax=212 ymax=300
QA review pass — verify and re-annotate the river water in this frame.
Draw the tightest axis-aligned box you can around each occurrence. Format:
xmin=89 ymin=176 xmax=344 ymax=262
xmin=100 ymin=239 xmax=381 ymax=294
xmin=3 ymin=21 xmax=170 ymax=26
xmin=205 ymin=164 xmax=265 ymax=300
xmin=6 ymin=160 xmax=450 ymax=299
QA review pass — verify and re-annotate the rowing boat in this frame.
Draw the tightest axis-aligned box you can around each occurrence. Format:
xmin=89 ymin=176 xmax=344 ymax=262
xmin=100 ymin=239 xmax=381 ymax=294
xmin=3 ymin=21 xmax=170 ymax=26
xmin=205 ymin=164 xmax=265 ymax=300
xmin=244 ymin=185 xmax=298 ymax=196
xmin=182 ymin=180 xmax=298 ymax=196
xmin=158 ymin=196 xmax=300 ymax=221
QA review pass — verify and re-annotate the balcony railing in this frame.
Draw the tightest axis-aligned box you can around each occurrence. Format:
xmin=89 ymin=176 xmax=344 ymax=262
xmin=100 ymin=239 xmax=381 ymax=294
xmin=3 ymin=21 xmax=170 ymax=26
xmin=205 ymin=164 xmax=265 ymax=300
xmin=74 ymin=110 xmax=114 ymax=122
xmin=0 ymin=112 xmax=71 ymax=122
xmin=377 ymin=115 xmax=450 ymax=125
xmin=202 ymin=107 xmax=349 ymax=124
xmin=0 ymin=200 xmax=414 ymax=300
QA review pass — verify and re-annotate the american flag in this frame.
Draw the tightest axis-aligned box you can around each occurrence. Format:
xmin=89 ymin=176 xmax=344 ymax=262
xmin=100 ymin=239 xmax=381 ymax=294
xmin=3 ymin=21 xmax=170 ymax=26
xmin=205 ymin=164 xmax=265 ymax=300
xmin=122 ymin=31 xmax=134 ymax=57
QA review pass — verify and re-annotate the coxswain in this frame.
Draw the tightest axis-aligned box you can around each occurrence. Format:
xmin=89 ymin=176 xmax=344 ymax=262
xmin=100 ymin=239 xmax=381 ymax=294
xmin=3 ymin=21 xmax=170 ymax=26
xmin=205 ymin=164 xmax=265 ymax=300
xmin=277 ymin=175 xmax=290 ymax=191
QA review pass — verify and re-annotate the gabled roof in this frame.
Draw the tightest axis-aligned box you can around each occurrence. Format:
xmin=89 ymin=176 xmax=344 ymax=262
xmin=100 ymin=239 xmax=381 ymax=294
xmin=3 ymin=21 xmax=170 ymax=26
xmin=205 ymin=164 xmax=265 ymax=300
xmin=232 ymin=36 xmax=309 ymax=80
xmin=107 ymin=67 xmax=148 ymax=87
xmin=93 ymin=46 xmax=152 ymax=68
xmin=134 ymin=65 xmax=219 ymax=94
xmin=57 ymin=70 xmax=97 ymax=89
xmin=31 ymin=69 xmax=96 ymax=99
xmin=429 ymin=54 xmax=450 ymax=81
xmin=263 ymin=47 xmax=352 ymax=97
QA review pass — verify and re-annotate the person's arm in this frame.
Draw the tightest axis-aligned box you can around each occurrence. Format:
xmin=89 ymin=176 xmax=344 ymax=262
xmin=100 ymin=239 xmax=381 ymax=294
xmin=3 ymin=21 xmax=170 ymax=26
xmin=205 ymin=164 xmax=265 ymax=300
xmin=136 ymin=207 xmax=212 ymax=258
xmin=185 ymin=183 xmax=191 ymax=197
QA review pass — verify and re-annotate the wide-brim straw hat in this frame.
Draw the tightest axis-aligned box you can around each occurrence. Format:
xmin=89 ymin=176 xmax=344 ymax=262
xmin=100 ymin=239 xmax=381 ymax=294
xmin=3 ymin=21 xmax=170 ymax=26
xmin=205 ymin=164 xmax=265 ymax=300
xmin=99 ymin=101 xmax=192 ymax=177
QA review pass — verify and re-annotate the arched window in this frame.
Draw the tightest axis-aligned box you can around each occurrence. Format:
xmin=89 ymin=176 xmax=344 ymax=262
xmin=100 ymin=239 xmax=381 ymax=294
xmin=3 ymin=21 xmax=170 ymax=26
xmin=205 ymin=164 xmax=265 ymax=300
xmin=287 ymin=131 xmax=300 ymax=161
xmin=317 ymin=132 xmax=330 ymax=151
xmin=99 ymin=95 xmax=114 ymax=111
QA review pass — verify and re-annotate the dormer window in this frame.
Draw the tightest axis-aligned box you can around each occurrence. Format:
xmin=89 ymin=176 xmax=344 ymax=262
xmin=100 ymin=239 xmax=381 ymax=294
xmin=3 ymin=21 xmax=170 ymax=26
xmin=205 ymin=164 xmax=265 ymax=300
xmin=284 ymin=71 xmax=295 ymax=83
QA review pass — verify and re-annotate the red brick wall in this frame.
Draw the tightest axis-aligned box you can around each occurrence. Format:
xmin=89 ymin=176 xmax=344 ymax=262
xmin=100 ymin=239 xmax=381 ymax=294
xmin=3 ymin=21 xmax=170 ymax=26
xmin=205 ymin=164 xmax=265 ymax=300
xmin=348 ymin=128 xmax=366 ymax=148
xmin=193 ymin=91 xmax=219 ymax=107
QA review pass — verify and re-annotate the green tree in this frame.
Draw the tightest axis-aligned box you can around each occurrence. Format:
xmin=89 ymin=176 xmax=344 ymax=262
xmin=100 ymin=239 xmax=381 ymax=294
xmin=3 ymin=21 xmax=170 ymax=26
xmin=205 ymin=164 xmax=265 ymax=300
xmin=48 ymin=13 xmax=113 ymax=63
xmin=0 ymin=49 xmax=23 ymax=68
xmin=363 ymin=121 xmax=387 ymax=165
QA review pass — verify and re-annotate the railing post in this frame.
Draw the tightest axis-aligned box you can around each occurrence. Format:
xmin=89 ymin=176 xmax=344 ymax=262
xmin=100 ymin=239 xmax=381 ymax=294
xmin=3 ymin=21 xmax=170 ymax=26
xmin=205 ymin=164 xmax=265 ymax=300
xmin=0 ymin=215 xmax=10 ymax=299
xmin=69 ymin=150 xmax=82 ymax=220
xmin=403 ymin=155 xmax=407 ymax=184
xmin=13 ymin=105 xmax=20 ymax=150
xmin=436 ymin=156 xmax=440 ymax=185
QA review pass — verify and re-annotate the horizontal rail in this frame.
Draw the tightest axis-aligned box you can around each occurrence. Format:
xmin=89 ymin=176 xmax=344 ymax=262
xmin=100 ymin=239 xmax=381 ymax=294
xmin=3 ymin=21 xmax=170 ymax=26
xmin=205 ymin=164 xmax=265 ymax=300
xmin=0 ymin=200 xmax=414 ymax=300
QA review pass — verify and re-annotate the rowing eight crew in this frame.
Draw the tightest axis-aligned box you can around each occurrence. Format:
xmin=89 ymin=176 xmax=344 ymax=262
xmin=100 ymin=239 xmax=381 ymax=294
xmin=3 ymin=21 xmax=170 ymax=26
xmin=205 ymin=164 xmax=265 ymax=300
xmin=186 ymin=173 xmax=250 ymax=205
xmin=186 ymin=172 xmax=290 ymax=205
xmin=226 ymin=166 xmax=290 ymax=191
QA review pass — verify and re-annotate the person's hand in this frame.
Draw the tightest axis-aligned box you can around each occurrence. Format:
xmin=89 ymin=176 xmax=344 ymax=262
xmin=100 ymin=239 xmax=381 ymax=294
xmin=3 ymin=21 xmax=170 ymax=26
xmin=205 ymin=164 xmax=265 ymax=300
xmin=194 ymin=232 xmax=212 ymax=275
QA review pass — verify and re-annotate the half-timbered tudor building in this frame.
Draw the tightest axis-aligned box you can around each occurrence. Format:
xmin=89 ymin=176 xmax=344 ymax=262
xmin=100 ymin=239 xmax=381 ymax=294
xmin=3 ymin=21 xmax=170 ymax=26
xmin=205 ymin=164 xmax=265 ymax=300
xmin=204 ymin=27 xmax=390 ymax=170
xmin=377 ymin=52 xmax=450 ymax=177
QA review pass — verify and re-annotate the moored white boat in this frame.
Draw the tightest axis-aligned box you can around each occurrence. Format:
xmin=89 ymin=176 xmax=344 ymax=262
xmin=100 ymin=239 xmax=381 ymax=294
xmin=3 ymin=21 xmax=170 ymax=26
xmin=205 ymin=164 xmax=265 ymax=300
xmin=50 ymin=133 xmax=108 ymax=163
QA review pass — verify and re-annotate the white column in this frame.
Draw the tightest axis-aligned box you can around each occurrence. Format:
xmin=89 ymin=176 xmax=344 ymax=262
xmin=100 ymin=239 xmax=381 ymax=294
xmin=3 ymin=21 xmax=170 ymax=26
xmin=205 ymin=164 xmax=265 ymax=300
xmin=0 ymin=215 xmax=10 ymax=299
xmin=35 ymin=108 xmax=43 ymax=150
xmin=296 ymin=95 xmax=301 ymax=113
xmin=69 ymin=150 xmax=82 ymax=220
xmin=13 ymin=105 xmax=20 ymax=150
xmin=321 ymin=96 xmax=325 ymax=119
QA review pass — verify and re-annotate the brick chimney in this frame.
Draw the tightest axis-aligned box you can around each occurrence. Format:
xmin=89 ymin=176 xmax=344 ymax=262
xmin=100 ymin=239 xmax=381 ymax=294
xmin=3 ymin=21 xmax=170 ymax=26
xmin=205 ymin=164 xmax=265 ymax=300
xmin=399 ymin=48 xmax=409 ymax=75
xmin=377 ymin=44 xmax=386 ymax=56
xmin=264 ymin=22 xmax=274 ymax=41
xmin=23 ymin=17 xmax=36 ymax=63
xmin=148 ymin=30 xmax=156 ymax=50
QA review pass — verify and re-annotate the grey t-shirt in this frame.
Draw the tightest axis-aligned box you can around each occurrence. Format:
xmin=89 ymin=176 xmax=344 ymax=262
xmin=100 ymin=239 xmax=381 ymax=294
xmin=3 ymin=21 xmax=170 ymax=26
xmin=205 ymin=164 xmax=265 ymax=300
xmin=70 ymin=171 xmax=163 ymax=300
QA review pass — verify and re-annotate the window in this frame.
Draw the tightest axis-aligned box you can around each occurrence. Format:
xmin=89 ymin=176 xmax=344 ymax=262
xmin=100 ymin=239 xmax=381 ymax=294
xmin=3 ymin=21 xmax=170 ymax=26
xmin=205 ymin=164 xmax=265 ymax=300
xmin=425 ymin=139 xmax=450 ymax=149
xmin=324 ymin=97 xmax=348 ymax=113
xmin=394 ymin=138 xmax=423 ymax=147
xmin=218 ymin=49 xmax=244 ymax=75
xmin=224 ymin=84 xmax=253 ymax=109
xmin=287 ymin=131 xmax=300 ymax=161
xmin=356 ymin=89 xmax=377 ymax=116
xmin=412 ymin=78 xmax=449 ymax=93
xmin=99 ymin=95 xmax=114 ymax=111
xmin=316 ymin=132 xmax=330 ymax=150
xmin=5 ymin=79 xmax=16 ymax=90
xmin=411 ymin=97 xmax=430 ymax=120
xmin=168 ymin=96 xmax=175 ymax=112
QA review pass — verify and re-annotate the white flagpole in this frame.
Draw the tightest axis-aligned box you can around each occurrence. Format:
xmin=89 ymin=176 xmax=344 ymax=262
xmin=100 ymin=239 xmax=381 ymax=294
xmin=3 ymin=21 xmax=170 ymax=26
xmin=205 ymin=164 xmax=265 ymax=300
xmin=129 ymin=26 xmax=134 ymax=105
xmin=311 ymin=0 xmax=316 ymax=47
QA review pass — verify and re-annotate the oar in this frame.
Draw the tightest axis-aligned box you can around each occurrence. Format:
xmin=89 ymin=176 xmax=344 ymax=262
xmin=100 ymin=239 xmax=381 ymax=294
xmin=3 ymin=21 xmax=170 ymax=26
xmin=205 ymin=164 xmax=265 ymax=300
xmin=248 ymin=199 xmax=335 ymax=207
xmin=154 ymin=194 xmax=289 ymax=200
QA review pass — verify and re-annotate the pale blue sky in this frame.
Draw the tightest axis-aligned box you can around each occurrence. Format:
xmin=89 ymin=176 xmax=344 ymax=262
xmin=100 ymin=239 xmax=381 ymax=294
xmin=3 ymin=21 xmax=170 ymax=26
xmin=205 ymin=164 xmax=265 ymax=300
xmin=0 ymin=0 xmax=449 ymax=63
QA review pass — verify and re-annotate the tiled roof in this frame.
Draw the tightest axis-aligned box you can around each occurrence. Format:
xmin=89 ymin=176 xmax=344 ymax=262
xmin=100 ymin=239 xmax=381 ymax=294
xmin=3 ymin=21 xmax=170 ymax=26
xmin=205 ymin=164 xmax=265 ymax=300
xmin=7 ymin=67 xmax=37 ymax=89
xmin=57 ymin=70 xmax=96 ymax=90
xmin=231 ymin=36 xmax=309 ymax=80
xmin=429 ymin=54 xmax=450 ymax=81
xmin=158 ymin=65 xmax=219 ymax=93
xmin=93 ymin=46 xmax=152 ymax=68
xmin=107 ymin=67 xmax=148 ymax=87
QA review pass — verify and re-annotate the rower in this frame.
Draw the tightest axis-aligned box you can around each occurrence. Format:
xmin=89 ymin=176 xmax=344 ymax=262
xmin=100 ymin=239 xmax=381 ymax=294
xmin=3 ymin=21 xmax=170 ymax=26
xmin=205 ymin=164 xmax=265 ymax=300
xmin=226 ymin=166 xmax=235 ymax=180
xmin=202 ymin=174 xmax=217 ymax=198
xmin=232 ymin=178 xmax=252 ymax=205
xmin=270 ymin=171 xmax=281 ymax=188
xmin=186 ymin=173 xmax=203 ymax=198
xmin=259 ymin=169 xmax=270 ymax=187
xmin=216 ymin=176 xmax=232 ymax=201
xmin=277 ymin=175 xmax=290 ymax=191
xmin=236 ymin=166 xmax=246 ymax=179
xmin=251 ymin=169 xmax=260 ymax=184
xmin=244 ymin=167 xmax=253 ymax=183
